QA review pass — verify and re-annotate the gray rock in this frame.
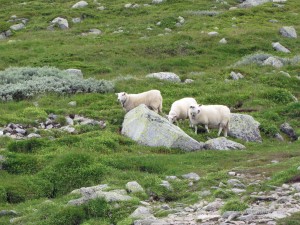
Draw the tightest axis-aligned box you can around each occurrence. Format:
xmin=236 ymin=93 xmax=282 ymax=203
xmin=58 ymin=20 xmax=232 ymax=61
xmin=121 ymin=104 xmax=205 ymax=151
xmin=238 ymin=0 xmax=270 ymax=8
xmin=0 ymin=210 xmax=18 ymax=217
xmin=10 ymin=23 xmax=25 ymax=31
xmin=208 ymin=31 xmax=219 ymax=36
xmin=263 ymin=57 xmax=283 ymax=68
xmin=68 ymin=101 xmax=77 ymax=106
xmin=126 ymin=181 xmax=144 ymax=193
xmin=227 ymin=179 xmax=246 ymax=188
xmin=182 ymin=172 xmax=200 ymax=181
xmin=65 ymin=69 xmax=83 ymax=78
xmin=272 ymin=42 xmax=290 ymax=53
xmin=60 ymin=126 xmax=76 ymax=133
xmin=279 ymin=71 xmax=291 ymax=78
xmin=230 ymin=71 xmax=244 ymax=80
xmin=196 ymin=214 xmax=220 ymax=221
xmin=66 ymin=117 xmax=74 ymax=126
xmin=160 ymin=180 xmax=172 ymax=190
xmin=219 ymin=38 xmax=227 ymax=44
xmin=152 ymin=0 xmax=164 ymax=3
xmin=280 ymin=26 xmax=297 ymax=38
xmin=72 ymin=1 xmax=88 ymax=8
xmin=228 ymin=113 xmax=262 ymax=142
xmin=222 ymin=211 xmax=241 ymax=220
xmin=184 ymin=79 xmax=194 ymax=83
xmin=51 ymin=17 xmax=69 ymax=29
xmin=203 ymin=200 xmax=223 ymax=211
xmin=95 ymin=190 xmax=132 ymax=202
xmin=274 ymin=133 xmax=284 ymax=141
xmin=146 ymin=72 xmax=181 ymax=82
xmin=134 ymin=218 xmax=161 ymax=225
xmin=231 ymin=188 xmax=246 ymax=194
xmin=292 ymin=183 xmax=300 ymax=192
xmin=27 ymin=133 xmax=41 ymax=138
xmin=72 ymin=17 xmax=82 ymax=23
xmin=130 ymin=206 xmax=154 ymax=219
xmin=165 ymin=175 xmax=178 ymax=180
xmin=204 ymin=137 xmax=246 ymax=150
xmin=280 ymin=123 xmax=297 ymax=141
xmin=15 ymin=128 xmax=26 ymax=135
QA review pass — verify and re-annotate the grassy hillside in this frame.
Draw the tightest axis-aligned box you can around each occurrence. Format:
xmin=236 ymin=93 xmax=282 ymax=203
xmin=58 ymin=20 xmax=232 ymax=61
xmin=0 ymin=0 xmax=300 ymax=224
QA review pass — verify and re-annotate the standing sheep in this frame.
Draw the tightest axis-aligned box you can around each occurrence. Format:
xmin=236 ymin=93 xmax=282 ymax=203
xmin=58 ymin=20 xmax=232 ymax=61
xmin=116 ymin=89 xmax=163 ymax=113
xmin=167 ymin=97 xmax=197 ymax=126
xmin=188 ymin=104 xmax=230 ymax=137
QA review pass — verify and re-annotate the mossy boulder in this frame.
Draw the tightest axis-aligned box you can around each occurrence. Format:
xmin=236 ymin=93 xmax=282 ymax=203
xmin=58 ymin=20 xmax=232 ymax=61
xmin=121 ymin=104 xmax=204 ymax=151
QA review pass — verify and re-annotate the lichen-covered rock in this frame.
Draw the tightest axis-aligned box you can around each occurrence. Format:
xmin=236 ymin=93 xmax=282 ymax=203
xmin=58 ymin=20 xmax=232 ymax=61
xmin=272 ymin=42 xmax=290 ymax=53
xmin=121 ymin=104 xmax=205 ymax=151
xmin=238 ymin=0 xmax=270 ymax=8
xmin=72 ymin=1 xmax=88 ymax=8
xmin=146 ymin=72 xmax=181 ymax=82
xmin=263 ymin=56 xmax=283 ymax=68
xmin=280 ymin=26 xmax=297 ymax=38
xmin=182 ymin=172 xmax=200 ymax=181
xmin=280 ymin=122 xmax=298 ymax=141
xmin=204 ymin=137 xmax=246 ymax=150
xmin=126 ymin=181 xmax=144 ymax=193
xmin=228 ymin=113 xmax=262 ymax=142
xmin=50 ymin=17 xmax=69 ymax=30
xmin=130 ymin=206 xmax=154 ymax=219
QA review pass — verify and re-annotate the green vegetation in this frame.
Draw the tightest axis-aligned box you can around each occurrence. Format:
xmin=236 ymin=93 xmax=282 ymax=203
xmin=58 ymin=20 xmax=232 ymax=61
xmin=0 ymin=0 xmax=300 ymax=224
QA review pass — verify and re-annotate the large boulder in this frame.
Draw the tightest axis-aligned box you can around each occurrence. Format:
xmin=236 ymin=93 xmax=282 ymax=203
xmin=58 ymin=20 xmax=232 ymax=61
xmin=204 ymin=137 xmax=246 ymax=150
xmin=228 ymin=113 xmax=262 ymax=142
xmin=121 ymin=104 xmax=205 ymax=151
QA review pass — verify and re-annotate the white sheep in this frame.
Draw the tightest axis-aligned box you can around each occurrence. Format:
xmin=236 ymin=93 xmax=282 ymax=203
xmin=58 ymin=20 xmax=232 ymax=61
xmin=167 ymin=97 xmax=197 ymax=126
xmin=116 ymin=90 xmax=163 ymax=113
xmin=188 ymin=104 xmax=230 ymax=136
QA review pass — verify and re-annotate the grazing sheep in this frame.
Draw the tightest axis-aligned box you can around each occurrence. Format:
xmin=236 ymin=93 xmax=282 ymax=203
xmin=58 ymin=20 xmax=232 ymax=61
xmin=167 ymin=97 xmax=197 ymax=126
xmin=116 ymin=90 xmax=163 ymax=113
xmin=188 ymin=104 xmax=230 ymax=136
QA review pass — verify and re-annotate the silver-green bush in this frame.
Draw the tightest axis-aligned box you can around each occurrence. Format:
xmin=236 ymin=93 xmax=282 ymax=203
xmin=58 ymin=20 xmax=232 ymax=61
xmin=0 ymin=67 xmax=114 ymax=101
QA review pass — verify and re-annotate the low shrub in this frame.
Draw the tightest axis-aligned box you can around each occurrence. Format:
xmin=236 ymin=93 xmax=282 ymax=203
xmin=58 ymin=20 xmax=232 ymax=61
xmin=262 ymin=88 xmax=294 ymax=104
xmin=2 ymin=153 xmax=43 ymax=174
xmin=38 ymin=152 xmax=109 ymax=197
xmin=0 ymin=186 xmax=7 ymax=203
xmin=20 ymin=107 xmax=48 ymax=122
xmin=0 ymin=67 xmax=114 ymax=101
xmin=221 ymin=199 xmax=248 ymax=213
xmin=213 ymin=189 xmax=235 ymax=199
xmin=7 ymin=138 xmax=48 ymax=153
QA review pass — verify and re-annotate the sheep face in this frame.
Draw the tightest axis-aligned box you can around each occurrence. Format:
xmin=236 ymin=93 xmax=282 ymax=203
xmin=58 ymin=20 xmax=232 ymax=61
xmin=116 ymin=92 xmax=127 ymax=105
xmin=168 ymin=115 xmax=177 ymax=124
xmin=189 ymin=105 xmax=200 ymax=119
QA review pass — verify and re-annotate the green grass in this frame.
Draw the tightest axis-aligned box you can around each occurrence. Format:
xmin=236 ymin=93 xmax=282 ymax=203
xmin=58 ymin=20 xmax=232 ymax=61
xmin=0 ymin=0 xmax=300 ymax=224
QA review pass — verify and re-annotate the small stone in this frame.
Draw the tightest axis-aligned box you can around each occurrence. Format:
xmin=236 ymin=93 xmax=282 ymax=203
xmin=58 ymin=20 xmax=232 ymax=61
xmin=72 ymin=17 xmax=82 ymax=23
xmin=160 ymin=180 xmax=172 ymax=190
xmin=263 ymin=57 xmax=283 ymax=68
xmin=272 ymin=42 xmax=290 ymax=53
xmin=68 ymin=101 xmax=77 ymax=107
xmin=271 ymin=160 xmax=279 ymax=164
xmin=72 ymin=1 xmax=88 ymax=8
xmin=219 ymin=38 xmax=227 ymax=44
xmin=184 ymin=79 xmax=194 ymax=83
xmin=274 ymin=133 xmax=284 ymax=141
xmin=10 ymin=23 xmax=25 ymax=31
xmin=228 ymin=171 xmax=236 ymax=176
xmin=182 ymin=172 xmax=200 ymax=181
xmin=126 ymin=181 xmax=144 ymax=193
xmin=27 ymin=133 xmax=41 ymax=138
xmin=208 ymin=31 xmax=219 ymax=36
xmin=66 ymin=117 xmax=74 ymax=126
xmin=280 ymin=26 xmax=297 ymax=38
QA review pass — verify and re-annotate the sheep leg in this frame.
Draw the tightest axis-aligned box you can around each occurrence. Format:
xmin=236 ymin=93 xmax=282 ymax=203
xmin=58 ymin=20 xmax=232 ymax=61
xmin=224 ymin=122 xmax=229 ymax=137
xmin=205 ymin=125 xmax=210 ymax=133
xmin=194 ymin=125 xmax=198 ymax=134
xmin=218 ymin=126 xmax=223 ymax=136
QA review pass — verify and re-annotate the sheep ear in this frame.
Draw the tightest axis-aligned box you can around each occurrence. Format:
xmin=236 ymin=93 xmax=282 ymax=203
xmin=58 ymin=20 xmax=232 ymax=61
xmin=122 ymin=92 xmax=126 ymax=96
xmin=198 ymin=104 xmax=202 ymax=107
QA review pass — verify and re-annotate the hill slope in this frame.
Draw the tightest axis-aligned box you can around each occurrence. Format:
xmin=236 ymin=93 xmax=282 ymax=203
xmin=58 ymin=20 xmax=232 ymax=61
xmin=0 ymin=0 xmax=300 ymax=224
